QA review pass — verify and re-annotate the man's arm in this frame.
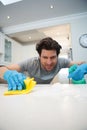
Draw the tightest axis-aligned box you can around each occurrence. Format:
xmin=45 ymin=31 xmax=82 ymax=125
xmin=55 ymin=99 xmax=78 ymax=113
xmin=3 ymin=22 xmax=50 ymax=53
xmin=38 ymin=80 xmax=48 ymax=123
xmin=0 ymin=64 xmax=21 ymax=79
xmin=68 ymin=61 xmax=85 ymax=67
xmin=0 ymin=64 xmax=26 ymax=90
xmin=68 ymin=63 xmax=87 ymax=81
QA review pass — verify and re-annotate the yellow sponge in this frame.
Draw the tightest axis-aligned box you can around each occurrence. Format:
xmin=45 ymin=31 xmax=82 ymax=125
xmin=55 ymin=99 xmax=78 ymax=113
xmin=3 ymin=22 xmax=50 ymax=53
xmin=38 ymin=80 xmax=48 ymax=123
xmin=4 ymin=77 xmax=36 ymax=96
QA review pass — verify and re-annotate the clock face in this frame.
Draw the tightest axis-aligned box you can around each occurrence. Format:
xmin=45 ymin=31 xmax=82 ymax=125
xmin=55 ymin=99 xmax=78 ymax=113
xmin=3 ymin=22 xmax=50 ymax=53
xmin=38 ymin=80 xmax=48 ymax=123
xmin=79 ymin=34 xmax=87 ymax=48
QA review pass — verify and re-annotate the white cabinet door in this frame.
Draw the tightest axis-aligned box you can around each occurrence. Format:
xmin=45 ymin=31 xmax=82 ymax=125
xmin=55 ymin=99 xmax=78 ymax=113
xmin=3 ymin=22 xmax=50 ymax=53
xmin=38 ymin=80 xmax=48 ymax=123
xmin=4 ymin=38 xmax=12 ymax=62
xmin=0 ymin=32 xmax=4 ymax=54
xmin=0 ymin=33 xmax=12 ymax=65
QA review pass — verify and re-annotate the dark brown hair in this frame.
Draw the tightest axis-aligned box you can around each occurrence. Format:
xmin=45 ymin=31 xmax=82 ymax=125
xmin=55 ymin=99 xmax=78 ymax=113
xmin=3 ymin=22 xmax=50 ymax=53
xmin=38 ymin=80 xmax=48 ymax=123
xmin=36 ymin=37 xmax=62 ymax=56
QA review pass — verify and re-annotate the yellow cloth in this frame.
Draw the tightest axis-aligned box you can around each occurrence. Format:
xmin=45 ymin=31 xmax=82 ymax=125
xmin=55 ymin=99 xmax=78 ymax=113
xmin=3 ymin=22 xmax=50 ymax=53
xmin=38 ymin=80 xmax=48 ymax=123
xmin=4 ymin=77 xmax=36 ymax=96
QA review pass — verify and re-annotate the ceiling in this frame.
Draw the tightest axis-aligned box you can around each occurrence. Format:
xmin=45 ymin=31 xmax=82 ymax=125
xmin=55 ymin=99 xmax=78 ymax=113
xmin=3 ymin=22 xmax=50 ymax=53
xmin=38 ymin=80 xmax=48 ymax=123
xmin=0 ymin=0 xmax=87 ymax=44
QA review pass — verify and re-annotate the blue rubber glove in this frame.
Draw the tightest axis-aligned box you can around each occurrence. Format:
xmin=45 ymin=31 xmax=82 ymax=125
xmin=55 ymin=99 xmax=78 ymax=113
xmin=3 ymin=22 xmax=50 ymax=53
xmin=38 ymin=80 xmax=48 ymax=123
xmin=3 ymin=70 xmax=26 ymax=90
xmin=68 ymin=63 xmax=87 ymax=80
xmin=68 ymin=64 xmax=78 ymax=74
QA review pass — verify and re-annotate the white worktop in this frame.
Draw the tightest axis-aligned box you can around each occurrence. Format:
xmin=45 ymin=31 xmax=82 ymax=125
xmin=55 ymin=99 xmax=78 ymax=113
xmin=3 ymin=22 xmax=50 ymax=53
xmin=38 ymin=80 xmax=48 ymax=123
xmin=0 ymin=83 xmax=87 ymax=130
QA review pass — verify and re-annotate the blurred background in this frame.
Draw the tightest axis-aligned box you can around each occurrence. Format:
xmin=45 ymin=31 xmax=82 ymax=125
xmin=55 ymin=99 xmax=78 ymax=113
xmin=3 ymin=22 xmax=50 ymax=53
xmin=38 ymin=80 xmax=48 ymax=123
xmin=0 ymin=0 xmax=87 ymax=65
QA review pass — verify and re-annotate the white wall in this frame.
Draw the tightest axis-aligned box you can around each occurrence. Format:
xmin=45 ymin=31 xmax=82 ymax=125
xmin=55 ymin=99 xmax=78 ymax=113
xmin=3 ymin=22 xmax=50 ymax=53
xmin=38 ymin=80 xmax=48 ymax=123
xmin=71 ymin=16 xmax=87 ymax=62
xmin=20 ymin=42 xmax=38 ymax=61
xmin=12 ymin=40 xmax=22 ymax=63
xmin=2 ymin=13 xmax=87 ymax=64
xmin=19 ymin=15 xmax=87 ymax=63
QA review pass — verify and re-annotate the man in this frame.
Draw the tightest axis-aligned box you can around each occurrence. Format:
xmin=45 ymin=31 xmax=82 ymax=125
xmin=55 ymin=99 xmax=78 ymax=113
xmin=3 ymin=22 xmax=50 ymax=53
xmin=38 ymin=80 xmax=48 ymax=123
xmin=0 ymin=37 xmax=84 ymax=90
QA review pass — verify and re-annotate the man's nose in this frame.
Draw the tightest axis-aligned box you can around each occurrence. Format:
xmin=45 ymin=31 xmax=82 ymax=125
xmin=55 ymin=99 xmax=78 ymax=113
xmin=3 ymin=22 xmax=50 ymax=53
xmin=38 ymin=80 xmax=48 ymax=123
xmin=47 ymin=59 xmax=52 ymax=64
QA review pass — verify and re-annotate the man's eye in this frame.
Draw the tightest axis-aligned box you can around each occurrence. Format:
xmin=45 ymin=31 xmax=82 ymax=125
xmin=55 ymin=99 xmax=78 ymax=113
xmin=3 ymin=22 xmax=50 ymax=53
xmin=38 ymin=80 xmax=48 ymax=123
xmin=51 ymin=56 xmax=56 ymax=59
xmin=43 ymin=57 xmax=47 ymax=59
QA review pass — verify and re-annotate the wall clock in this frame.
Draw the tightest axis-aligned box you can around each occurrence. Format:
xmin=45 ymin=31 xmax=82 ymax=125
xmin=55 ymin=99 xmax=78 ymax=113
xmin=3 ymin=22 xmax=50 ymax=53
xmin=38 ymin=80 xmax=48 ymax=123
xmin=79 ymin=34 xmax=87 ymax=48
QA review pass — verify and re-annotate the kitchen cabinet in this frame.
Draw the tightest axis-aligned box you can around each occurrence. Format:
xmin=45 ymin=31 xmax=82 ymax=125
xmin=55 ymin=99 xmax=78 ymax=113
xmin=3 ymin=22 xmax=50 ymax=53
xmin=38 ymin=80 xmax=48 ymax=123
xmin=0 ymin=32 xmax=4 ymax=54
xmin=0 ymin=32 xmax=12 ymax=64
xmin=4 ymin=38 xmax=12 ymax=62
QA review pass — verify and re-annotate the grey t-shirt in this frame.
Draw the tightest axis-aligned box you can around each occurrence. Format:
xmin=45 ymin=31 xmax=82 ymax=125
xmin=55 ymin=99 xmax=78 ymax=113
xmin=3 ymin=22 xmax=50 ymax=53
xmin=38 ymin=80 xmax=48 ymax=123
xmin=18 ymin=57 xmax=70 ymax=84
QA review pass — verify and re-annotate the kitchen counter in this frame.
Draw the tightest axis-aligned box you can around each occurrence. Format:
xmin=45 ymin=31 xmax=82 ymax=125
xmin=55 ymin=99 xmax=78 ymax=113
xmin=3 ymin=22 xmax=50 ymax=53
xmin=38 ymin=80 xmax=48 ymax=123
xmin=0 ymin=83 xmax=87 ymax=130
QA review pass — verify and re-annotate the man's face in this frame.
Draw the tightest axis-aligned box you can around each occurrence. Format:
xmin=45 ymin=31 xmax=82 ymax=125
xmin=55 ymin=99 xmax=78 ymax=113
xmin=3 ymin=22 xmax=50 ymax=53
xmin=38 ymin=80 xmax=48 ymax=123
xmin=40 ymin=49 xmax=58 ymax=71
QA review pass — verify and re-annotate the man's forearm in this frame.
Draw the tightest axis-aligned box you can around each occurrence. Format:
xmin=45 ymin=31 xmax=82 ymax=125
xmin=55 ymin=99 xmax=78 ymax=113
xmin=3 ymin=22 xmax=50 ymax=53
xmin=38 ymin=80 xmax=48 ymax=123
xmin=0 ymin=64 xmax=21 ymax=79
xmin=68 ymin=61 xmax=85 ymax=67
xmin=0 ymin=66 xmax=8 ymax=79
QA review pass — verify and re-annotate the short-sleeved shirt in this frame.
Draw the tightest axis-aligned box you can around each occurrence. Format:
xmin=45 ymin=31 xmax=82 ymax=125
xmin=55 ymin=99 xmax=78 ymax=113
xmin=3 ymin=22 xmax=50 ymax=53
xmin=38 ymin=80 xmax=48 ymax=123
xmin=18 ymin=57 xmax=70 ymax=84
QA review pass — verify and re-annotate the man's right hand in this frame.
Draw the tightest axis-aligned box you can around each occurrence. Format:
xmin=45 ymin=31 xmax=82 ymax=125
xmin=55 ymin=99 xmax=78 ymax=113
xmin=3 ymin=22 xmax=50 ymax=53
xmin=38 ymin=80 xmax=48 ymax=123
xmin=3 ymin=70 xmax=26 ymax=90
xmin=68 ymin=63 xmax=87 ymax=80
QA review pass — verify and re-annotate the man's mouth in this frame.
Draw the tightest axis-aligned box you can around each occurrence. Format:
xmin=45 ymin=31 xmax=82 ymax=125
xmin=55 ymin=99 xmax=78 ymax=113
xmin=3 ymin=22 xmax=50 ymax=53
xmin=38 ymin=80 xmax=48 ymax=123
xmin=45 ymin=65 xmax=53 ymax=70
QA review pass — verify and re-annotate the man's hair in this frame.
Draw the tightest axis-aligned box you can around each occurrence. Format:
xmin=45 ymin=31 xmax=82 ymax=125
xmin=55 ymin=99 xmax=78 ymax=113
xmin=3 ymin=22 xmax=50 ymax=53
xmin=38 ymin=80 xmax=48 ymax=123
xmin=36 ymin=37 xmax=62 ymax=56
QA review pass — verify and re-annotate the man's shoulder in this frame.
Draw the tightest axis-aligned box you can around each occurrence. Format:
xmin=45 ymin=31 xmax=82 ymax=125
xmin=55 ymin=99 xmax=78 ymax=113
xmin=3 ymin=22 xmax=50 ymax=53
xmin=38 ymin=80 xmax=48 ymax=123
xmin=25 ymin=57 xmax=40 ymax=66
xmin=18 ymin=57 xmax=40 ymax=66
xmin=27 ymin=57 xmax=39 ymax=63
xmin=58 ymin=57 xmax=70 ymax=62
xmin=58 ymin=57 xmax=70 ymax=67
